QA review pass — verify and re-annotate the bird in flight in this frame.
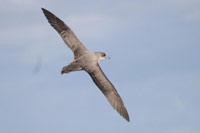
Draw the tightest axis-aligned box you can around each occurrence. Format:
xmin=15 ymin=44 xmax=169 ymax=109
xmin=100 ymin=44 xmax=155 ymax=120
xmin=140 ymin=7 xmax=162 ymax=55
xmin=42 ymin=8 xmax=130 ymax=122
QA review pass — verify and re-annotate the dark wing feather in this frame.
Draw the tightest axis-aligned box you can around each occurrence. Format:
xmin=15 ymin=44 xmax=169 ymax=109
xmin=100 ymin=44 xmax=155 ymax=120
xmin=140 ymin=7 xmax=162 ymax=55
xmin=87 ymin=65 xmax=130 ymax=122
xmin=42 ymin=8 xmax=88 ymax=58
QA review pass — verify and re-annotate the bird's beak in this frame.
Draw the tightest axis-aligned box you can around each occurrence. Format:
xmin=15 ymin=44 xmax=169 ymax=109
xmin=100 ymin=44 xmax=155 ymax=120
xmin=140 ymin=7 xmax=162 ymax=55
xmin=106 ymin=56 xmax=111 ymax=60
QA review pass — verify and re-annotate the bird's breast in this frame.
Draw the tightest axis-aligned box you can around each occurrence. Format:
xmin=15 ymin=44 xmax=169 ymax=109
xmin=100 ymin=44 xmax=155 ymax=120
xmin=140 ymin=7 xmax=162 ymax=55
xmin=77 ymin=54 xmax=98 ymax=71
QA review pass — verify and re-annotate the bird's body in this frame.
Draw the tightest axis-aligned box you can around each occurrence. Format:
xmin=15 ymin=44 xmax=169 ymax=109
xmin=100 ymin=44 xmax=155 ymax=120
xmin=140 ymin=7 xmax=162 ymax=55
xmin=42 ymin=8 xmax=130 ymax=122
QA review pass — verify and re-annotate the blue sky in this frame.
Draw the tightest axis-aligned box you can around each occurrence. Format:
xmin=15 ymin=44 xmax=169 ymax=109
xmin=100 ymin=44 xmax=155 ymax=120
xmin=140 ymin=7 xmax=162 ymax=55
xmin=0 ymin=0 xmax=200 ymax=133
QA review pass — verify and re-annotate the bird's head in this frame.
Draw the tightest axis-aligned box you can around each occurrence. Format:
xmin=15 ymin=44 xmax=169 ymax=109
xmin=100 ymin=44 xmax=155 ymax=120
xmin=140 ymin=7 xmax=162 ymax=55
xmin=95 ymin=52 xmax=110 ymax=62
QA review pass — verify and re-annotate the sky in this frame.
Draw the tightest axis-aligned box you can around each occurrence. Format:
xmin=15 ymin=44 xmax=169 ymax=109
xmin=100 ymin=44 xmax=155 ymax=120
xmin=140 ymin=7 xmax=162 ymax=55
xmin=0 ymin=0 xmax=200 ymax=133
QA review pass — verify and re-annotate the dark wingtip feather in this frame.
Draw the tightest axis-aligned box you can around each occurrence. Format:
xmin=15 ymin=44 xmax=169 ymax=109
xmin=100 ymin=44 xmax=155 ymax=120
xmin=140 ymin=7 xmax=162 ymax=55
xmin=41 ymin=8 xmax=69 ymax=33
xmin=41 ymin=8 xmax=49 ymax=15
xmin=121 ymin=107 xmax=130 ymax=122
xmin=125 ymin=111 xmax=130 ymax=122
xmin=41 ymin=8 xmax=54 ymax=21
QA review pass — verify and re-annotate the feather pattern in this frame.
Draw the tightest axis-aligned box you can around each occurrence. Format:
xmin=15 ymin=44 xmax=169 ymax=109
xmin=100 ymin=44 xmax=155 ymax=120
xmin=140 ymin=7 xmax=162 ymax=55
xmin=42 ymin=8 xmax=88 ymax=58
xmin=87 ymin=64 xmax=130 ymax=121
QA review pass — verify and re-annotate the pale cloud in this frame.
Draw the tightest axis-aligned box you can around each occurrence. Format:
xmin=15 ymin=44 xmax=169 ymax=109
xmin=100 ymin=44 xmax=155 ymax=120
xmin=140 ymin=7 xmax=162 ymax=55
xmin=181 ymin=7 xmax=200 ymax=22
xmin=174 ymin=98 xmax=186 ymax=110
xmin=154 ymin=0 xmax=200 ymax=22
xmin=0 ymin=0 xmax=42 ymax=12
xmin=169 ymin=128 xmax=200 ymax=133
xmin=0 ymin=0 xmax=36 ymax=5
xmin=0 ymin=24 xmax=48 ymax=46
xmin=66 ymin=13 xmax=123 ymax=41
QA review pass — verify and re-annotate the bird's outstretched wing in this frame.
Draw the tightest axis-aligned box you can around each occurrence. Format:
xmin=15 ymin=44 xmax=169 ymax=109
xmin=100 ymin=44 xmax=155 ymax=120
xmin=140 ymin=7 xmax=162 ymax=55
xmin=87 ymin=64 xmax=130 ymax=122
xmin=42 ymin=8 xmax=88 ymax=58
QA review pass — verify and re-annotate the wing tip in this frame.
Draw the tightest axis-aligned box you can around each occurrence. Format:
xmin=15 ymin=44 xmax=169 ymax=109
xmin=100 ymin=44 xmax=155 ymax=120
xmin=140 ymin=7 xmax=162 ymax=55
xmin=125 ymin=114 xmax=130 ymax=122
xmin=41 ymin=8 xmax=48 ymax=14
xmin=122 ymin=109 xmax=130 ymax=122
xmin=41 ymin=8 xmax=52 ymax=18
xmin=41 ymin=7 xmax=70 ymax=34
